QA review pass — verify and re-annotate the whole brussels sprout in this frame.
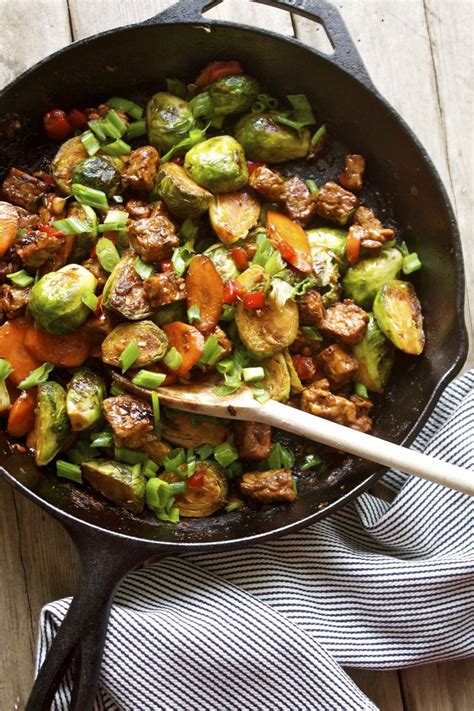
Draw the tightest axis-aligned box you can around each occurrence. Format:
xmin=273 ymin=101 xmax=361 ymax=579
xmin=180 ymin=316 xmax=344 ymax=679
xmin=34 ymin=382 xmax=70 ymax=466
xmin=342 ymin=248 xmax=403 ymax=309
xmin=352 ymin=314 xmax=394 ymax=393
xmin=207 ymin=74 xmax=260 ymax=115
xmin=234 ymin=112 xmax=311 ymax=163
xmin=29 ymin=264 xmax=97 ymax=336
xmin=66 ymin=367 xmax=106 ymax=431
xmin=146 ymin=91 xmax=195 ymax=152
xmin=373 ymin=279 xmax=425 ymax=355
xmin=155 ymin=163 xmax=212 ymax=218
xmin=101 ymin=321 xmax=168 ymax=368
xmin=81 ymin=459 xmax=146 ymax=513
xmin=204 ymin=243 xmax=240 ymax=282
xmin=71 ymin=156 xmax=121 ymax=197
xmin=184 ymin=136 xmax=248 ymax=193
xmin=51 ymin=135 xmax=89 ymax=195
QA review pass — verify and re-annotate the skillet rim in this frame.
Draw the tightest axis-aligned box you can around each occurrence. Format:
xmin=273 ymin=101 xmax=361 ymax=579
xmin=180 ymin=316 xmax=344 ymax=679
xmin=0 ymin=18 xmax=468 ymax=549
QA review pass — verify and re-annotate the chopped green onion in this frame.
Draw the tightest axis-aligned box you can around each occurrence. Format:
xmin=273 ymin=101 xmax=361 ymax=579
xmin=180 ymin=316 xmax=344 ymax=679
xmin=189 ymin=91 xmax=213 ymax=118
xmin=273 ymin=113 xmax=307 ymax=132
xmin=264 ymin=249 xmax=285 ymax=276
xmin=82 ymin=290 xmax=99 ymax=311
xmin=214 ymin=441 xmax=239 ymax=469
xmin=106 ymin=109 xmax=127 ymax=136
xmin=0 ymin=358 xmax=13 ymax=381
xmin=292 ymin=277 xmax=317 ymax=298
xmin=7 ymin=269 xmax=34 ymax=287
xmin=107 ymin=96 xmax=143 ymax=119
xmin=243 ymin=367 xmax=265 ymax=383
xmin=72 ymin=183 xmax=108 ymax=210
xmin=225 ymin=501 xmax=241 ymax=513
xmin=52 ymin=216 xmax=89 ymax=234
xmin=126 ymin=120 xmax=147 ymax=140
xmin=252 ymin=234 xmax=275 ymax=267
xmin=119 ymin=338 xmax=140 ymax=373
xmin=197 ymin=443 xmax=214 ymax=461
xmin=134 ymin=256 xmax=155 ymax=280
xmin=252 ymin=100 xmax=266 ymax=113
xmin=305 ymin=178 xmax=319 ymax=196
xmin=300 ymin=326 xmax=323 ymax=341
xmin=399 ymin=241 xmax=410 ymax=257
xmin=114 ymin=447 xmax=148 ymax=465
xmin=90 ymin=430 xmax=113 ymax=448
xmin=146 ymin=477 xmax=171 ymax=509
xmin=198 ymin=335 xmax=223 ymax=366
xmin=292 ymin=478 xmax=298 ymax=495
xmin=300 ymin=453 xmax=322 ymax=472
xmin=213 ymin=384 xmax=241 ymax=397
xmin=81 ymin=205 xmax=98 ymax=236
xmin=18 ymin=362 xmax=53 ymax=390
xmin=164 ymin=448 xmax=186 ymax=472
xmin=180 ymin=218 xmax=199 ymax=241
xmin=158 ymin=507 xmax=180 ymax=524
xmin=66 ymin=440 xmax=98 ymax=465
xmin=226 ymin=461 xmax=243 ymax=479
xmin=311 ymin=123 xmax=327 ymax=145
xmin=81 ymin=130 xmax=101 ymax=156
xmin=132 ymin=370 xmax=166 ymax=389
xmin=87 ymin=119 xmax=107 ymax=141
xmin=287 ymin=94 xmax=315 ymax=125
xmin=104 ymin=209 xmax=128 ymax=227
xmin=163 ymin=347 xmax=183 ymax=371
xmin=101 ymin=138 xmax=132 ymax=155
xmin=384 ymin=238 xmax=397 ymax=249
xmin=253 ymin=388 xmax=271 ymax=405
xmin=402 ymin=252 xmax=422 ymax=274
xmin=165 ymin=78 xmax=187 ymax=98
xmin=56 ymin=460 xmax=83 ymax=484
xmin=186 ymin=448 xmax=196 ymax=477
xmin=110 ymin=385 xmax=124 ymax=396
xmin=355 ymin=383 xmax=369 ymax=399
xmin=151 ymin=391 xmax=161 ymax=432
xmin=96 ymin=237 xmax=120 ymax=272
xmin=161 ymin=125 xmax=208 ymax=163
xmin=220 ymin=304 xmax=236 ymax=322
xmin=259 ymin=442 xmax=295 ymax=470
xmin=169 ymin=481 xmax=186 ymax=495
xmin=142 ymin=459 xmax=159 ymax=479
xmin=187 ymin=304 xmax=201 ymax=323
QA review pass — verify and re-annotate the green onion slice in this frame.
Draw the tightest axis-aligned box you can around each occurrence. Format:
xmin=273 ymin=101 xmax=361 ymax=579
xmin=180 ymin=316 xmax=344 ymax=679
xmin=197 ymin=443 xmax=213 ymax=461
xmin=82 ymin=290 xmax=99 ymax=311
xmin=126 ymin=120 xmax=147 ymax=140
xmin=72 ymin=183 xmax=108 ymax=210
xmin=101 ymin=138 xmax=132 ymax=156
xmin=81 ymin=130 xmax=101 ymax=156
xmin=18 ymin=362 xmax=53 ymax=390
xmin=163 ymin=347 xmax=183 ymax=371
xmin=107 ymin=97 xmax=144 ymax=119
xmin=300 ymin=453 xmax=322 ymax=472
xmin=7 ymin=269 xmax=34 ymax=287
xmin=96 ymin=237 xmax=120 ymax=272
xmin=132 ymin=370 xmax=166 ymax=389
xmin=164 ymin=448 xmax=186 ymax=472
xmin=198 ymin=335 xmax=223 ymax=366
xmin=114 ymin=447 xmax=148 ymax=465
xmin=142 ymin=459 xmax=159 ymax=479
xmin=242 ymin=366 xmax=265 ymax=383
xmin=52 ymin=216 xmax=89 ymax=234
xmin=90 ymin=430 xmax=114 ymax=448
xmin=355 ymin=383 xmax=369 ymax=399
xmin=213 ymin=441 xmax=239 ymax=468
xmin=0 ymin=358 xmax=13 ymax=381
xmin=300 ymin=326 xmax=323 ymax=341
xmin=119 ymin=339 xmax=140 ymax=373
xmin=187 ymin=304 xmax=201 ymax=323
xmin=402 ymin=252 xmax=422 ymax=274
xmin=166 ymin=78 xmax=187 ymax=98
xmin=56 ymin=460 xmax=83 ymax=484
xmin=134 ymin=256 xmax=155 ymax=280
xmin=151 ymin=391 xmax=160 ymax=432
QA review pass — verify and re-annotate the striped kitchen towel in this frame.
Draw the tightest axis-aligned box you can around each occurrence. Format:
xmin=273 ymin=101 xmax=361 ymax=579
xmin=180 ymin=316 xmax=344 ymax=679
xmin=37 ymin=371 xmax=474 ymax=710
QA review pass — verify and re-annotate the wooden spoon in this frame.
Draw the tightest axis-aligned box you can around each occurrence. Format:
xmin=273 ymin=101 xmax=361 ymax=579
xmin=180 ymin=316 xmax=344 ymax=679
xmin=113 ymin=374 xmax=474 ymax=497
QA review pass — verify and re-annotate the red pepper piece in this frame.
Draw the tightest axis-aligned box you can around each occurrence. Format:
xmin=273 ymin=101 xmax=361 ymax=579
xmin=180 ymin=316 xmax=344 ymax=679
xmin=291 ymin=355 xmax=317 ymax=382
xmin=195 ymin=60 xmax=243 ymax=88
xmin=243 ymin=291 xmax=265 ymax=310
xmin=231 ymin=247 xmax=249 ymax=272
xmin=94 ymin=295 xmax=103 ymax=317
xmin=39 ymin=224 xmax=64 ymax=238
xmin=43 ymin=109 xmax=72 ymax=140
xmin=187 ymin=471 xmax=205 ymax=488
xmin=67 ymin=109 xmax=88 ymax=129
xmin=274 ymin=237 xmax=297 ymax=264
xmin=161 ymin=260 xmax=173 ymax=272
xmin=223 ymin=278 xmax=246 ymax=304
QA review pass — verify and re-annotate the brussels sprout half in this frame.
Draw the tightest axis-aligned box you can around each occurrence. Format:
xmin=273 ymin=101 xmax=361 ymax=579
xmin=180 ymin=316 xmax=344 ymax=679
xmin=343 ymin=248 xmax=403 ymax=309
xmin=34 ymin=381 xmax=70 ymax=466
xmin=307 ymin=227 xmax=348 ymax=260
xmin=51 ymin=135 xmax=89 ymax=195
xmin=352 ymin=314 xmax=394 ymax=393
xmin=236 ymin=293 xmax=299 ymax=358
xmin=207 ymin=74 xmax=260 ymax=115
xmin=209 ymin=189 xmax=260 ymax=244
xmin=234 ymin=111 xmax=311 ymax=163
xmin=162 ymin=461 xmax=228 ymax=517
xmin=184 ymin=136 xmax=248 ymax=194
xmin=147 ymin=91 xmax=196 ymax=152
xmin=71 ymin=156 xmax=121 ymax=197
xmin=373 ymin=279 xmax=425 ymax=355
xmin=102 ymin=253 xmax=154 ymax=321
xmin=29 ymin=264 xmax=97 ymax=336
xmin=81 ymin=458 xmax=146 ymax=513
xmin=155 ymin=163 xmax=212 ymax=219
xmin=262 ymin=352 xmax=291 ymax=402
xmin=161 ymin=412 xmax=228 ymax=448
xmin=66 ymin=367 xmax=106 ymax=431
xmin=101 ymin=321 xmax=168 ymax=368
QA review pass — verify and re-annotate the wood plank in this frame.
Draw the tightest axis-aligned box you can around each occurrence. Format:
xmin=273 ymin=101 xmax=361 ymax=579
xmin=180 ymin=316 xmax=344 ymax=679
xmin=400 ymin=658 xmax=474 ymax=711
xmin=346 ymin=668 xmax=405 ymax=711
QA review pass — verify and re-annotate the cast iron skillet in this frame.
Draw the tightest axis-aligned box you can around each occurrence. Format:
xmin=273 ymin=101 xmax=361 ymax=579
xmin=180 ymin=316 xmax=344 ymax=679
xmin=0 ymin=0 xmax=467 ymax=708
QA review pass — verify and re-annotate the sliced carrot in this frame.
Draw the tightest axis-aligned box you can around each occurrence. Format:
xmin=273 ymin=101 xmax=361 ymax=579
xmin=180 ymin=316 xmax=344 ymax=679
xmin=346 ymin=226 xmax=362 ymax=265
xmin=267 ymin=210 xmax=313 ymax=273
xmin=0 ymin=320 xmax=41 ymax=386
xmin=0 ymin=201 xmax=19 ymax=258
xmin=163 ymin=322 xmax=205 ymax=376
xmin=186 ymin=255 xmax=224 ymax=335
xmin=24 ymin=324 xmax=91 ymax=367
xmin=7 ymin=389 xmax=37 ymax=438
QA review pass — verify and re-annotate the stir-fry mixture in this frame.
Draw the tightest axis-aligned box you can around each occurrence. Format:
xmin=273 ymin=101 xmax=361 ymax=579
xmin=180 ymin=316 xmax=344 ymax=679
xmin=0 ymin=60 xmax=425 ymax=523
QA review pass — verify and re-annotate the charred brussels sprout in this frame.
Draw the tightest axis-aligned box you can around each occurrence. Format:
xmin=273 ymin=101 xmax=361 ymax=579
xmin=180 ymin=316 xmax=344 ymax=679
xmin=71 ymin=156 xmax=121 ymax=197
xmin=102 ymin=321 xmax=168 ymax=368
xmin=81 ymin=459 xmax=146 ymax=513
xmin=51 ymin=135 xmax=89 ymax=195
xmin=155 ymin=163 xmax=212 ymax=219
xmin=373 ymin=279 xmax=425 ymax=355
xmin=307 ymin=227 xmax=347 ymax=260
xmin=209 ymin=189 xmax=260 ymax=244
xmin=184 ymin=136 xmax=248 ymax=194
xmin=352 ymin=314 xmax=394 ymax=393
xmin=262 ymin=353 xmax=291 ymax=402
xmin=236 ymin=293 xmax=299 ymax=357
xmin=204 ymin=244 xmax=240 ymax=282
xmin=234 ymin=112 xmax=311 ymax=163
xmin=34 ymin=382 xmax=70 ymax=466
xmin=146 ymin=91 xmax=195 ymax=152
xmin=162 ymin=461 xmax=228 ymax=517
xmin=207 ymin=74 xmax=260 ymax=115
xmin=343 ymin=248 xmax=403 ymax=309
xmin=162 ymin=412 xmax=228 ymax=448
xmin=102 ymin=253 xmax=154 ymax=321
xmin=29 ymin=264 xmax=97 ymax=336
xmin=66 ymin=367 xmax=106 ymax=431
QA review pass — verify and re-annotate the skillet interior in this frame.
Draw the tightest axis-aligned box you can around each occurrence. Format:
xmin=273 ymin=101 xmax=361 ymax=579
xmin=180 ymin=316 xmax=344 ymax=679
xmin=0 ymin=21 xmax=467 ymax=547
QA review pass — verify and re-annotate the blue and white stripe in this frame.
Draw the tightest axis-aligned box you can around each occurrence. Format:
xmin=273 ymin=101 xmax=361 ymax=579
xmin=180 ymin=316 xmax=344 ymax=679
xmin=37 ymin=371 xmax=474 ymax=710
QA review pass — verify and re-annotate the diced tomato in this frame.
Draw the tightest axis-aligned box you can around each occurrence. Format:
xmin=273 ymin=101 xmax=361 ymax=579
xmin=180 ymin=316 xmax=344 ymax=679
xmin=243 ymin=291 xmax=265 ymax=310
xmin=231 ymin=247 xmax=249 ymax=271
xmin=223 ymin=278 xmax=246 ymax=304
xmin=346 ymin=229 xmax=362 ymax=265
xmin=43 ymin=109 xmax=72 ymax=140
xmin=246 ymin=161 xmax=265 ymax=176
xmin=292 ymin=355 xmax=317 ymax=382
xmin=39 ymin=224 xmax=64 ymax=238
xmin=195 ymin=60 xmax=243 ymax=88
xmin=66 ymin=109 xmax=88 ymax=129
xmin=161 ymin=260 xmax=173 ymax=272
xmin=187 ymin=471 xmax=205 ymax=488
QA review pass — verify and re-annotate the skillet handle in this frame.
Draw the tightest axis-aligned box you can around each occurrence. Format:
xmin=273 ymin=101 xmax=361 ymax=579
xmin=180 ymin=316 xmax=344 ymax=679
xmin=146 ymin=0 xmax=374 ymax=89
xmin=26 ymin=526 xmax=155 ymax=711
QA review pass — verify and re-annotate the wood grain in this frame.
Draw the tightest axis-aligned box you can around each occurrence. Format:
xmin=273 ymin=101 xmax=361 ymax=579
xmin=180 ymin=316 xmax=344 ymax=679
xmin=0 ymin=1 xmax=472 ymax=709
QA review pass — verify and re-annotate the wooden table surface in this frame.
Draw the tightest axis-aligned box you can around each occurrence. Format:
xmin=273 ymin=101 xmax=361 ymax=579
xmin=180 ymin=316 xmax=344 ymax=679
xmin=0 ymin=1 xmax=472 ymax=709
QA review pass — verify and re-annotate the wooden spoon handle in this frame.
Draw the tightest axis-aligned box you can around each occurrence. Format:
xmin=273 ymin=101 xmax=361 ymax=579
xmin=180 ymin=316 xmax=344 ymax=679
xmin=257 ymin=400 xmax=474 ymax=496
